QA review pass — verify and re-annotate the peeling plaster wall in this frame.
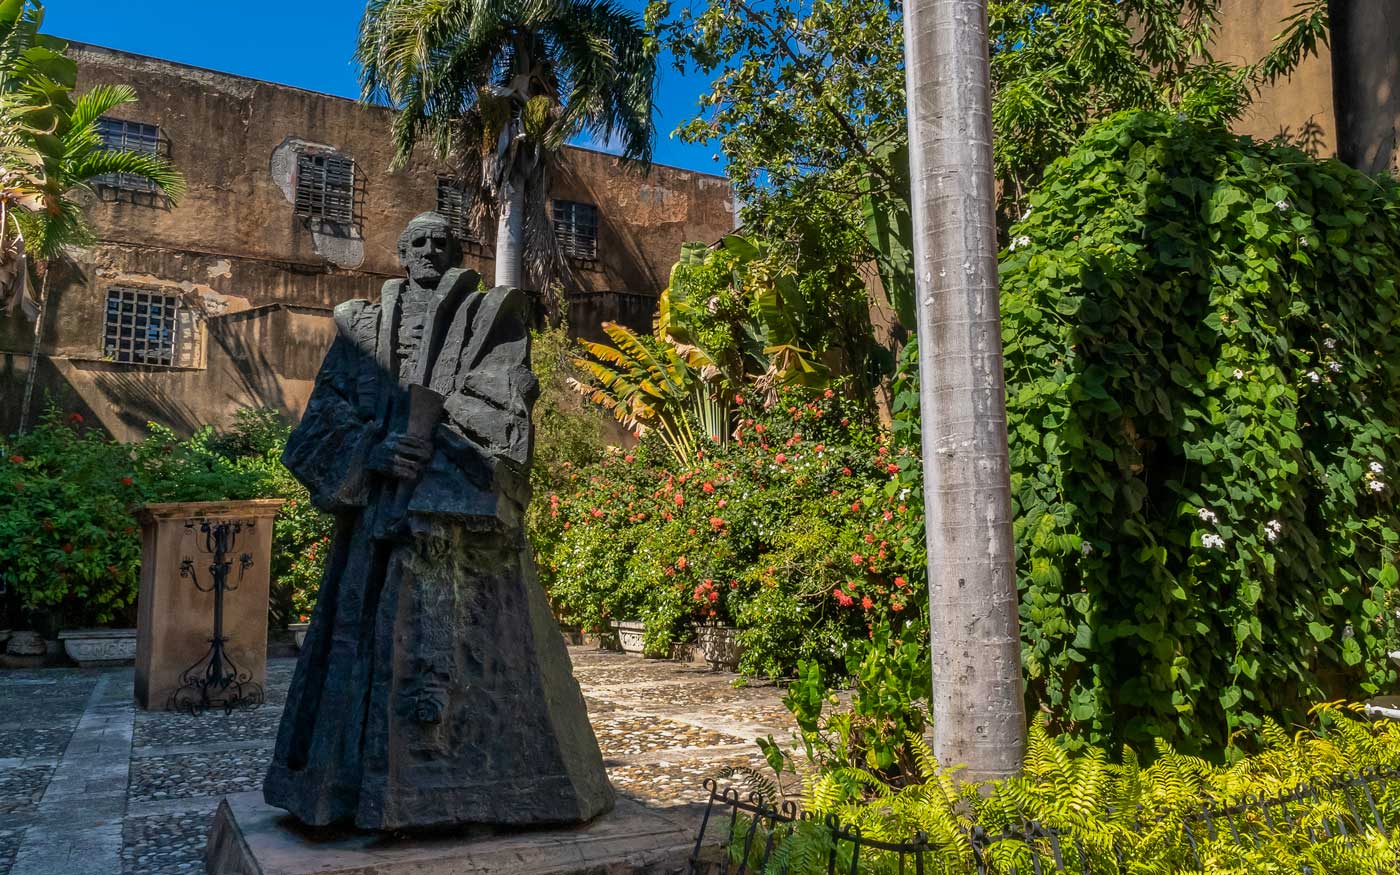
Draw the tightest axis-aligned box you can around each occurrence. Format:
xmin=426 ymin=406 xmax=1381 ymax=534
xmin=0 ymin=42 xmax=735 ymax=436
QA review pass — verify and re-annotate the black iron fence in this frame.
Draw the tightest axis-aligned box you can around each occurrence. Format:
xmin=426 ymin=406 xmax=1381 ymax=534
xmin=689 ymin=767 xmax=1400 ymax=874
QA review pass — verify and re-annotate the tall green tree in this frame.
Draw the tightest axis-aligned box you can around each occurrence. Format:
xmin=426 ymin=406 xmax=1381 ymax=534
xmin=649 ymin=0 xmax=1330 ymax=328
xmin=357 ymin=0 xmax=658 ymax=293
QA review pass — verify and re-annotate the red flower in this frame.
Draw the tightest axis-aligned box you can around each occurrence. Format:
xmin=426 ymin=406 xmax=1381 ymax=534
xmin=833 ymin=589 xmax=854 ymax=607
xmin=563 ymin=522 xmax=571 ymax=530
xmin=710 ymin=516 xmax=725 ymax=528
xmin=717 ymin=499 xmax=728 ymax=508
xmin=708 ymin=609 xmax=717 ymax=617
xmin=842 ymin=467 xmax=852 ymax=476
xmin=590 ymin=508 xmax=604 ymax=518
xmin=883 ymin=510 xmax=894 ymax=521
xmin=674 ymin=493 xmax=685 ymax=507
xmin=892 ymin=602 xmax=904 ymax=612
xmin=824 ymin=389 xmax=834 ymax=399
xmin=62 ymin=543 xmax=74 ymax=553
xmin=886 ymin=463 xmax=899 ymax=474
xmin=702 ymin=481 xmax=715 ymax=494
xmin=7 ymin=455 xmax=22 ymax=464
xmin=299 ymin=614 xmax=310 ymax=622
xmin=814 ymin=444 xmax=825 ymax=453
xmin=120 ymin=477 xmax=134 ymax=487
xmin=851 ymin=553 xmax=863 ymax=565
xmin=775 ymin=453 xmax=787 ymax=464
xmin=895 ymin=576 xmax=907 ymax=588
xmin=877 ymin=446 xmax=888 ymax=456
xmin=850 ymin=501 xmax=861 ymax=512
xmin=68 ymin=412 xmax=84 ymax=424
xmin=734 ymin=393 xmax=745 ymax=405
xmin=729 ymin=579 xmax=738 ymax=589
xmin=754 ymin=424 xmax=765 ymax=434
xmin=861 ymin=596 xmax=874 ymax=610
xmin=708 ymin=590 xmax=719 ymax=603
xmin=864 ymin=534 xmax=875 ymax=543
xmin=677 ymin=556 xmax=688 ymax=569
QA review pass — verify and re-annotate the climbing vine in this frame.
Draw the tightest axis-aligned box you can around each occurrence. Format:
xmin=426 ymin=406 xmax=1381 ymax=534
xmin=999 ymin=111 xmax=1400 ymax=752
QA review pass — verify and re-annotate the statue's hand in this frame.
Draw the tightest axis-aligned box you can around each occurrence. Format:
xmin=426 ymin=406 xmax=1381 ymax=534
xmin=368 ymin=433 xmax=432 ymax=480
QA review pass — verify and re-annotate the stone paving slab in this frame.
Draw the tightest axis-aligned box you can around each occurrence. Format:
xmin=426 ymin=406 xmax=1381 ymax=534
xmin=0 ymin=646 xmax=797 ymax=875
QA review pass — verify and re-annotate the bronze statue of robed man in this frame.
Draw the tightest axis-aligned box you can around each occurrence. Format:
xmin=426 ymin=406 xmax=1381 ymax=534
xmin=263 ymin=212 xmax=613 ymax=831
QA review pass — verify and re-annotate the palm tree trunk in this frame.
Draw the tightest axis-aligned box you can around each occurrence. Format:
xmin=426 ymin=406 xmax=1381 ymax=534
xmin=17 ymin=263 xmax=51 ymax=435
xmin=495 ymin=170 xmax=527 ymax=289
xmin=904 ymin=0 xmax=1026 ymax=780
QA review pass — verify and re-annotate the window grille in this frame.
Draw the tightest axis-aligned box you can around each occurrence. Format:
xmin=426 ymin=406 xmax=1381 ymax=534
xmin=103 ymin=288 xmax=195 ymax=367
xmin=294 ymin=153 xmax=358 ymax=226
xmin=552 ymin=200 xmax=599 ymax=260
xmin=436 ymin=178 xmax=477 ymax=242
xmin=93 ymin=117 xmax=162 ymax=193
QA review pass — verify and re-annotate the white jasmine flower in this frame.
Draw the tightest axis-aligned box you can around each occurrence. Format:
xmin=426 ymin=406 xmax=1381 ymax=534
xmin=1275 ymin=200 xmax=1291 ymax=211
xmin=1329 ymin=361 xmax=1342 ymax=373
xmin=1201 ymin=533 xmax=1225 ymax=550
xmin=1232 ymin=368 xmax=1245 ymax=380
xmin=1009 ymin=235 xmax=1031 ymax=251
xmin=1371 ymin=461 xmax=1384 ymax=474
xmin=1020 ymin=207 xmax=1032 ymax=221
xmin=1197 ymin=507 xmax=1218 ymax=524
xmin=1307 ymin=371 xmax=1321 ymax=383
xmin=1080 ymin=541 xmax=1093 ymax=556
xmin=1300 ymin=236 xmax=1310 ymax=248
xmin=1265 ymin=519 xmax=1282 ymax=542
xmin=1324 ymin=338 xmax=1337 ymax=349
xmin=1370 ymin=480 xmax=1386 ymax=493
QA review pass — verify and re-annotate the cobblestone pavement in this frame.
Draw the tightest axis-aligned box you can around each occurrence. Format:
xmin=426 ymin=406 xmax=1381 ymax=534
xmin=0 ymin=647 xmax=794 ymax=875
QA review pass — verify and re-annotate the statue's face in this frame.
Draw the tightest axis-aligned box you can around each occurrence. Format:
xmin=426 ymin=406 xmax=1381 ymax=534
xmin=401 ymin=220 xmax=455 ymax=288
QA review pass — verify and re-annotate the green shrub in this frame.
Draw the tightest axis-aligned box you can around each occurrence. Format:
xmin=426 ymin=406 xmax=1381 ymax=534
xmin=996 ymin=111 xmax=1400 ymax=753
xmin=0 ymin=407 xmax=331 ymax=629
xmin=534 ymin=386 xmax=927 ymax=675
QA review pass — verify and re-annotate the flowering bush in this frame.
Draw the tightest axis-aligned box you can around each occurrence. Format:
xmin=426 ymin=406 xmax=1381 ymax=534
xmin=533 ymin=386 xmax=927 ymax=675
xmin=995 ymin=111 xmax=1400 ymax=752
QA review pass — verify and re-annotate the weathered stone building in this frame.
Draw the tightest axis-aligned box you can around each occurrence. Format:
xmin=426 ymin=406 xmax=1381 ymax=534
xmin=0 ymin=42 xmax=736 ymax=439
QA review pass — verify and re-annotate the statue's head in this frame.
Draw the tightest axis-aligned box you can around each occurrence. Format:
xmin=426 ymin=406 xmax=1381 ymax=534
xmin=397 ymin=212 xmax=461 ymax=289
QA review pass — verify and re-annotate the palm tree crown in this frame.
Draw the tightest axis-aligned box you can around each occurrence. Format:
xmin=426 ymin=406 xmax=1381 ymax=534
xmin=0 ymin=0 xmax=184 ymax=315
xmin=357 ymin=0 xmax=658 ymax=292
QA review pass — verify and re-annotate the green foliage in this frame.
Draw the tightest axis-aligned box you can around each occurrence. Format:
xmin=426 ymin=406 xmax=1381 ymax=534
xmin=650 ymin=0 xmax=1329 ymax=336
xmin=772 ymin=625 xmax=931 ymax=783
xmin=0 ymin=1 xmax=183 ymax=311
xmin=0 ymin=408 xmax=330 ymax=629
xmin=569 ymin=320 xmax=726 ymax=466
xmin=661 ymin=234 xmax=835 ymax=395
xmin=534 ymin=386 xmax=926 ymax=675
xmin=743 ymin=703 xmax=1400 ymax=875
xmin=998 ymin=111 xmax=1400 ymax=753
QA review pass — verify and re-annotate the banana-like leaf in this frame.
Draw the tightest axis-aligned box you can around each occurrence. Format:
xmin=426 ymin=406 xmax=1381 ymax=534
xmin=859 ymin=142 xmax=916 ymax=329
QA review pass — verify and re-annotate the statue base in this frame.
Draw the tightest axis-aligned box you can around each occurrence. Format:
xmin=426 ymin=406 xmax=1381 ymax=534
xmin=205 ymin=791 xmax=710 ymax=875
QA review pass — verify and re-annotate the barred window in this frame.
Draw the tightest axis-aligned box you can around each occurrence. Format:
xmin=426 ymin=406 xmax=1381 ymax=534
xmin=436 ymin=177 xmax=477 ymax=242
xmin=93 ymin=117 xmax=162 ymax=193
xmin=103 ymin=288 xmax=197 ymax=367
xmin=552 ymin=200 xmax=599 ymax=260
xmin=294 ymin=153 xmax=358 ymax=226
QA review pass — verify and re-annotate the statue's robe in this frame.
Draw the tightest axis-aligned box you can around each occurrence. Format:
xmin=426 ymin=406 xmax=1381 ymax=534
xmin=264 ymin=269 xmax=613 ymax=830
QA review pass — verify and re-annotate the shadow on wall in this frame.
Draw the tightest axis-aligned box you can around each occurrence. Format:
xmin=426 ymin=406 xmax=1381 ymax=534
xmin=4 ymin=305 xmax=337 ymax=441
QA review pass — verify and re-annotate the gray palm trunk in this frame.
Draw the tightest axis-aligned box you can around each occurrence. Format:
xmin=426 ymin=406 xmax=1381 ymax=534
xmin=495 ymin=169 xmax=527 ymax=290
xmin=903 ymin=0 xmax=1026 ymax=779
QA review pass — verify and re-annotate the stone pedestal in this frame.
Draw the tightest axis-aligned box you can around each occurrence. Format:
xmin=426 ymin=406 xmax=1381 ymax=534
xmin=205 ymin=791 xmax=710 ymax=875
xmin=134 ymin=500 xmax=284 ymax=711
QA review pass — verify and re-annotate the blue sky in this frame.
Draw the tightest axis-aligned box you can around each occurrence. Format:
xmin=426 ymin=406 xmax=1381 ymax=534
xmin=46 ymin=0 xmax=724 ymax=175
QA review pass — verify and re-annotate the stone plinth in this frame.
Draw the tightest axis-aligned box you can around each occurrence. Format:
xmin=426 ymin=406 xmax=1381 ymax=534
xmin=205 ymin=790 xmax=709 ymax=875
xmin=134 ymin=500 xmax=284 ymax=710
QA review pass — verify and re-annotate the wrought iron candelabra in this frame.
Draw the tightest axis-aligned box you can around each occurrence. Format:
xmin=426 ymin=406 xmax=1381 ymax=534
xmin=168 ymin=519 xmax=264 ymax=715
